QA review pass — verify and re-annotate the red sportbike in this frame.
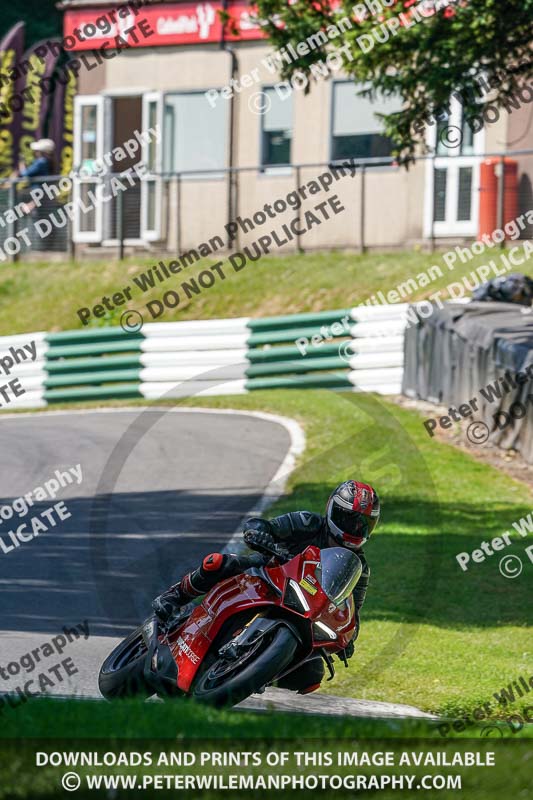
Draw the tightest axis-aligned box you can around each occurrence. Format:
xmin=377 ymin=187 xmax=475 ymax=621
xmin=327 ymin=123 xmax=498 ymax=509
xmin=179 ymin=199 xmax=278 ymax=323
xmin=99 ymin=543 xmax=362 ymax=707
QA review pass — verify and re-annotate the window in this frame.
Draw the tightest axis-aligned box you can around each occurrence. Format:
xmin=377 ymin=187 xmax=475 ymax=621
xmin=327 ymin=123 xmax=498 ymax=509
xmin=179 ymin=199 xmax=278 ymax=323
xmin=436 ymin=116 xmax=452 ymax=157
xmin=142 ymin=93 xmax=162 ymax=241
xmin=331 ymin=82 xmax=402 ymax=161
xmin=459 ymin=111 xmax=475 ymax=156
xmin=146 ymin=99 xmax=158 ymax=172
xmin=261 ymin=87 xmax=292 ymax=168
xmin=163 ymin=92 xmax=227 ymax=175
xmin=457 ymin=167 xmax=473 ymax=221
xmin=81 ymin=105 xmax=97 ymax=164
xmin=73 ymin=95 xmax=104 ymax=243
xmin=433 ymin=169 xmax=447 ymax=222
xmin=436 ymin=108 xmax=475 ymax=157
xmin=425 ymin=95 xmax=484 ymax=237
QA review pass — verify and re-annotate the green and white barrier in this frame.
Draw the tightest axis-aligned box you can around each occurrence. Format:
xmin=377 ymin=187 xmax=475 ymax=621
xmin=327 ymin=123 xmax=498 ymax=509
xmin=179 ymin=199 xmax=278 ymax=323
xmin=0 ymin=333 xmax=48 ymax=409
xmin=0 ymin=305 xmax=407 ymax=409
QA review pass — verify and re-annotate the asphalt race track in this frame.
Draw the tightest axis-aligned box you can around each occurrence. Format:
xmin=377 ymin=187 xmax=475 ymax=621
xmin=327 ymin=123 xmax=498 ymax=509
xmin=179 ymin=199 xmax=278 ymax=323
xmin=0 ymin=408 xmax=434 ymax=719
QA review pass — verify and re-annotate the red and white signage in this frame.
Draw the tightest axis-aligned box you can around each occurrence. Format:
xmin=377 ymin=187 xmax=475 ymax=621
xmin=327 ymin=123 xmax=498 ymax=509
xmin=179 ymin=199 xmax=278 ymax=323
xmin=63 ymin=2 xmax=265 ymax=51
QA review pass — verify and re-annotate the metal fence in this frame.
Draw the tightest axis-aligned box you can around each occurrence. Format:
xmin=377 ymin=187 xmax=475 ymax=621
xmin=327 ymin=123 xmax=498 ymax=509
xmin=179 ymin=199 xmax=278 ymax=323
xmin=1 ymin=149 xmax=532 ymax=262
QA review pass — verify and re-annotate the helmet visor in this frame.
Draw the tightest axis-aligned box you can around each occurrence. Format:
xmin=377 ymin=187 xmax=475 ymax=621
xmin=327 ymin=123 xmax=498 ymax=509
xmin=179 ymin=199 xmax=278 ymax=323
xmin=331 ymin=505 xmax=371 ymax=538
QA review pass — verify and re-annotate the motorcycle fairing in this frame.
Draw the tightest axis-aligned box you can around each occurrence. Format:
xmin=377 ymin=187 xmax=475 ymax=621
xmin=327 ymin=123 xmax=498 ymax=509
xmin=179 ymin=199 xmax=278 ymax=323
xmin=171 ymin=573 xmax=281 ymax=691
xmin=169 ymin=545 xmax=358 ymax=692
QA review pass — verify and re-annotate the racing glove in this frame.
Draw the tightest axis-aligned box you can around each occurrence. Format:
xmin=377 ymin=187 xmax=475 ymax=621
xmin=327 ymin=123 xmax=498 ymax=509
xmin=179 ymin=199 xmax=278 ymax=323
xmin=243 ymin=528 xmax=276 ymax=554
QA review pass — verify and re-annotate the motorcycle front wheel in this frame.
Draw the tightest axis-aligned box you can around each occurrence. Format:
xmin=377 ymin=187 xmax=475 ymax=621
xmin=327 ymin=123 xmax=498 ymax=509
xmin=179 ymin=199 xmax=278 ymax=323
xmin=191 ymin=623 xmax=298 ymax=708
xmin=98 ymin=626 xmax=153 ymax=700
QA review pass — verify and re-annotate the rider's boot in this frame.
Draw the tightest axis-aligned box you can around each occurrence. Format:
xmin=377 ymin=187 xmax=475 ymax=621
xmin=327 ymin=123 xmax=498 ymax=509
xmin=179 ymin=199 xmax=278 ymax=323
xmin=151 ymin=555 xmax=225 ymax=622
xmin=152 ymin=583 xmax=189 ymax=622
xmin=151 ymin=573 xmax=206 ymax=622
xmin=152 ymin=553 xmax=250 ymax=623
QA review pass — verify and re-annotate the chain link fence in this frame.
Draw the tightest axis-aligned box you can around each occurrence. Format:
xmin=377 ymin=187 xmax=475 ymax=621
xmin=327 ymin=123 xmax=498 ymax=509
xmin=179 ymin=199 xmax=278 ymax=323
xmin=1 ymin=150 xmax=532 ymax=262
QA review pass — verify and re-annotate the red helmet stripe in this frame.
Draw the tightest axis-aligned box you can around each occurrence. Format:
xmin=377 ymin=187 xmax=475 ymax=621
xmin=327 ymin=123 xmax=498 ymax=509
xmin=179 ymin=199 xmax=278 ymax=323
xmin=352 ymin=481 xmax=375 ymax=516
xmin=343 ymin=534 xmax=365 ymax=548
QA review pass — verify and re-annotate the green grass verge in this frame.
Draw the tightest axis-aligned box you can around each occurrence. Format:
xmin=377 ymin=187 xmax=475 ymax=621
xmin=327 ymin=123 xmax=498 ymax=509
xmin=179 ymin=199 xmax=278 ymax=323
xmin=0 ymin=696 xmax=437 ymax=740
xmin=1 ymin=247 xmax=531 ymax=335
xmin=1 ymin=694 xmax=531 ymax=740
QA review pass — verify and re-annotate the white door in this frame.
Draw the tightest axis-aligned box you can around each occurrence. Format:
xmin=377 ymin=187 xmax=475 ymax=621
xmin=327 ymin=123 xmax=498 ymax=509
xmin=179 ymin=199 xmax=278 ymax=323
xmin=424 ymin=96 xmax=485 ymax=238
xmin=141 ymin=92 xmax=163 ymax=242
xmin=73 ymin=95 xmax=105 ymax=243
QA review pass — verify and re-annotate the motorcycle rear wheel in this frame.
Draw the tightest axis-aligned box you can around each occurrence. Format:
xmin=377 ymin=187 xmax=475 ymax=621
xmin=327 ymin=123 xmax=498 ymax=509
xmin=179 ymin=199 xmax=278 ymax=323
xmin=191 ymin=623 xmax=298 ymax=708
xmin=98 ymin=626 xmax=153 ymax=700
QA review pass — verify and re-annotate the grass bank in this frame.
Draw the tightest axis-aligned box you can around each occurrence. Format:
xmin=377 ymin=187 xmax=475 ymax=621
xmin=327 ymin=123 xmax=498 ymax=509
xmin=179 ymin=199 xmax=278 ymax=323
xmin=2 ymin=247 xmax=532 ymax=335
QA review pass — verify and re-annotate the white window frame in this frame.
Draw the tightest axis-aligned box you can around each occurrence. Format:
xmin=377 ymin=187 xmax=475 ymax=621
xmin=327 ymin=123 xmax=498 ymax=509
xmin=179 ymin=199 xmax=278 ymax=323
xmin=260 ymin=85 xmax=293 ymax=175
xmin=141 ymin=91 xmax=163 ymax=242
xmin=423 ymin=96 xmax=485 ymax=238
xmin=73 ymin=95 xmax=105 ymax=243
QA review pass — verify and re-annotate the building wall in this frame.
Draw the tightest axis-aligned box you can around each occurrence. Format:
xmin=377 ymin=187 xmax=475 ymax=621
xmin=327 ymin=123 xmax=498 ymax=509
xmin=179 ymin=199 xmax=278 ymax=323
xmin=505 ymin=103 xmax=533 ymax=236
xmin=77 ymin=41 xmax=428 ymax=250
xmin=77 ymin=41 xmax=527 ymax=251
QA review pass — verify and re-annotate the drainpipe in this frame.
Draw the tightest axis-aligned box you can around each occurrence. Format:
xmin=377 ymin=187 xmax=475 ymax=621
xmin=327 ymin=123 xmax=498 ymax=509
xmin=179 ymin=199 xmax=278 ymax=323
xmin=221 ymin=0 xmax=239 ymax=248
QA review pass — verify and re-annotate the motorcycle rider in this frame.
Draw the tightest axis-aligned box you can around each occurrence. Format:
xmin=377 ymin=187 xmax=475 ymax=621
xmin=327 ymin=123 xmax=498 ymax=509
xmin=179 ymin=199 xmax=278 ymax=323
xmin=152 ymin=480 xmax=380 ymax=693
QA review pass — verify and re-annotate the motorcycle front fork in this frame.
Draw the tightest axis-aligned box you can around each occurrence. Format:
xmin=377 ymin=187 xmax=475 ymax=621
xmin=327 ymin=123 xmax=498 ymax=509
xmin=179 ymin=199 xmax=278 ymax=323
xmin=321 ymin=648 xmax=348 ymax=681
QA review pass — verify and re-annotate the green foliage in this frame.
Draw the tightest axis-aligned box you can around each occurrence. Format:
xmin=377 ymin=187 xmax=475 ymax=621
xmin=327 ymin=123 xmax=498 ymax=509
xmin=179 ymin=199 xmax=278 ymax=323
xmin=254 ymin=0 xmax=533 ymax=162
xmin=0 ymin=0 xmax=62 ymax=47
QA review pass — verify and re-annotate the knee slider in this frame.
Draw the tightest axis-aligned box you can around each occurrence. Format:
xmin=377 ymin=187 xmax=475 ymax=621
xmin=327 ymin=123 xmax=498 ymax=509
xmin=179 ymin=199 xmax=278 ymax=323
xmin=299 ymin=682 xmax=322 ymax=695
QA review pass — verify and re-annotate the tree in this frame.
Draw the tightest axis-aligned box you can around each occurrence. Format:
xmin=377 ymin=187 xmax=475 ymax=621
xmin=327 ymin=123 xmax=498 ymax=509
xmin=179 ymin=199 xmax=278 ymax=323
xmin=1 ymin=0 xmax=62 ymax=48
xmin=253 ymin=0 xmax=533 ymax=162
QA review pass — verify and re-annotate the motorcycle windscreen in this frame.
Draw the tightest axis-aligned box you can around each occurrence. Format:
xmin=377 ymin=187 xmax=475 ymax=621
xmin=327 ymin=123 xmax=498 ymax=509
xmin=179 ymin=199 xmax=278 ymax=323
xmin=319 ymin=548 xmax=362 ymax=606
